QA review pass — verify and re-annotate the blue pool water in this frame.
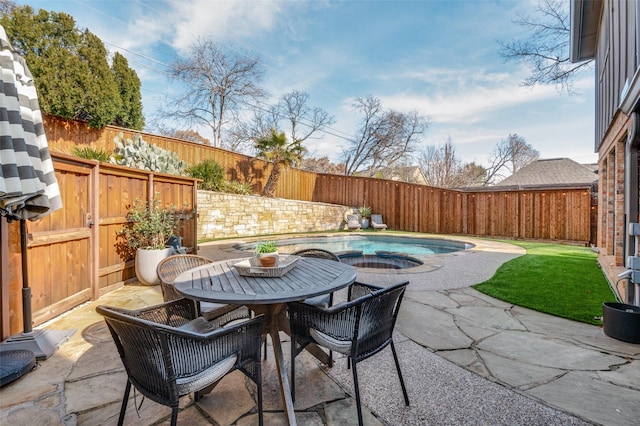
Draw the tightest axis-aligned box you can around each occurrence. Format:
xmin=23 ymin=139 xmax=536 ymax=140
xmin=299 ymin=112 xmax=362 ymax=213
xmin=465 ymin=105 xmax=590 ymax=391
xmin=236 ymin=235 xmax=471 ymax=256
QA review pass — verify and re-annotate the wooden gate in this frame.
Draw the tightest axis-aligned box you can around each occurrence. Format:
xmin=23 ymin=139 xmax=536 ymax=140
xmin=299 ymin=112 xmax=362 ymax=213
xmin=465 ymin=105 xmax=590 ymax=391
xmin=1 ymin=154 xmax=198 ymax=339
xmin=1 ymin=156 xmax=96 ymax=336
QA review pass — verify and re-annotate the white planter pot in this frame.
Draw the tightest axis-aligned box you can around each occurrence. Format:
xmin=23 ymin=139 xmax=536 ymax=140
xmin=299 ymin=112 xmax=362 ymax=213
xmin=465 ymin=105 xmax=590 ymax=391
xmin=135 ymin=247 xmax=174 ymax=285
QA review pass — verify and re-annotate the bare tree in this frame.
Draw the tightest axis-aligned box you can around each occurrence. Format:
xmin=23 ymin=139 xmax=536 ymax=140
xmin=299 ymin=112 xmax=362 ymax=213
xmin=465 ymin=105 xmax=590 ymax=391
xmin=418 ymin=138 xmax=486 ymax=188
xmin=170 ymin=129 xmax=210 ymax=145
xmin=163 ymin=39 xmax=267 ymax=147
xmin=300 ymin=156 xmax=346 ymax=175
xmin=342 ymin=95 xmax=427 ymax=176
xmin=484 ymin=134 xmax=539 ymax=185
xmin=498 ymin=0 xmax=593 ymax=94
xmin=280 ymin=91 xmax=335 ymax=145
xmin=419 ymin=138 xmax=460 ymax=187
xmin=145 ymin=122 xmax=211 ymax=145
xmin=458 ymin=162 xmax=487 ymax=187
xmin=229 ymin=90 xmax=334 ymax=154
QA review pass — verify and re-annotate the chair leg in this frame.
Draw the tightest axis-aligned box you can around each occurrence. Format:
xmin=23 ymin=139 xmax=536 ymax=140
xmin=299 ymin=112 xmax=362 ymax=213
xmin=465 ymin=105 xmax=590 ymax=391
xmin=390 ymin=341 xmax=410 ymax=406
xmin=170 ymin=407 xmax=179 ymax=426
xmin=263 ymin=338 xmax=268 ymax=360
xmin=351 ymin=362 xmax=364 ymax=426
xmin=117 ymin=381 xmax=131 ymax=426
xmin=257 ymin=379 xmax=264 ymax=426
xmin=290 ymin=342 xmax=296 ymax=402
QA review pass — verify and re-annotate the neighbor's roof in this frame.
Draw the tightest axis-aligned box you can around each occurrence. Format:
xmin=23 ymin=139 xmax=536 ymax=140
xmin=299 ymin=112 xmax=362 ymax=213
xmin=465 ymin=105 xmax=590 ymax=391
xmin=495 ymin=158 xmax=597 ymax=188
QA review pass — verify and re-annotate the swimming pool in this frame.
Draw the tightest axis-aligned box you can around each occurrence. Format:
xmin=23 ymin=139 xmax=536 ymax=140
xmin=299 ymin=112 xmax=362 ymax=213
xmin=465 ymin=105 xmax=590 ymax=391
xmin=235 ymin=235 xmax=472 ymax=256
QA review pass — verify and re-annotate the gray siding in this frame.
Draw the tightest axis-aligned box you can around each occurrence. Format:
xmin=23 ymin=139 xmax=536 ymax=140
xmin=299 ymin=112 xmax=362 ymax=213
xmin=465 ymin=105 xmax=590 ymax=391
xmin=595 ymin=0 xmax=639 ymax=149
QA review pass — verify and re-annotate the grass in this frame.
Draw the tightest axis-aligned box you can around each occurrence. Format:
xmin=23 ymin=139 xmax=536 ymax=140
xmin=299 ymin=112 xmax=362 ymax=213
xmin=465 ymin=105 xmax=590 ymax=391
xmin=473 ymin=240 xmax=616 ymax=325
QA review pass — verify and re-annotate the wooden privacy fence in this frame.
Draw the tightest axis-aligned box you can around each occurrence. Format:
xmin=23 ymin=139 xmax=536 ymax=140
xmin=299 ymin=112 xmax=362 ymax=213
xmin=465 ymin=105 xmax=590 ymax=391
xmin=1 ymin=153 xmax=197 ymax=339
xmin=42 ymin=116 xmax=594 ymax=243
xmin=311 ymin=175 xmax=593 ymax=242
xmin=43 ymin=116 xmax=594 ymax=243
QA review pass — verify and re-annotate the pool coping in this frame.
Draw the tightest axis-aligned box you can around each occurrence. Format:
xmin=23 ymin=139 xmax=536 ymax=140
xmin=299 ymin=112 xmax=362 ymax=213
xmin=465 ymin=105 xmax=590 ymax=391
xmin=198 ymin=232 xmax=496 ymax=274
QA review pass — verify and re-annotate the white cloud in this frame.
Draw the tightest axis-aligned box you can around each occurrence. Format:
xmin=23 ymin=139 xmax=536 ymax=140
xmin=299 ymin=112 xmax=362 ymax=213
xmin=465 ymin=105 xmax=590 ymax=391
xmin=379 ymin=67 xmax=561 ymax=125
xmin=167 ymin=0 xmax=286 ymax=50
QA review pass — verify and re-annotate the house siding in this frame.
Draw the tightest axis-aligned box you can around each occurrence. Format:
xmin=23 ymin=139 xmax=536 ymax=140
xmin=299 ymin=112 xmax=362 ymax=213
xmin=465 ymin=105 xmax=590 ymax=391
xmin=595 ymin=0 xmax=638 ymax=148
xmin=585 ymin=0 xmax=640 ymax=302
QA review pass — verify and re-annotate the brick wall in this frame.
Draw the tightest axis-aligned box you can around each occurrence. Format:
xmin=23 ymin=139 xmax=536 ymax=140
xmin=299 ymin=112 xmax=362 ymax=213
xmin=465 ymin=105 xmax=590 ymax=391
xmin=197 ymin=191 xmax=354 ymax=239
xmin=597 ymin=111 xmax=631 ymax=301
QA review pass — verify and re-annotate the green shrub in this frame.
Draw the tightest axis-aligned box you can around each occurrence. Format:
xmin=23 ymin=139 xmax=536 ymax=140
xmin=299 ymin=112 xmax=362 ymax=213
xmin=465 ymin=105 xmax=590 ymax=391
xmin=115 ymin=196 xmax=189 ymax=260
xmin=221 ymin=180 xmax=253 ymax=195
xmin=187 ymin=159 xmax=225 ymax=191
xmin=72 ymin=146 xmax=112 ymax=162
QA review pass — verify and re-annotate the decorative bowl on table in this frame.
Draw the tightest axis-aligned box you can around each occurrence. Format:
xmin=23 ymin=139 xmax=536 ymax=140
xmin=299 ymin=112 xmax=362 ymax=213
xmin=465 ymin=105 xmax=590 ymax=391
xmin=234 ymin=255 xmax=301 ymax=277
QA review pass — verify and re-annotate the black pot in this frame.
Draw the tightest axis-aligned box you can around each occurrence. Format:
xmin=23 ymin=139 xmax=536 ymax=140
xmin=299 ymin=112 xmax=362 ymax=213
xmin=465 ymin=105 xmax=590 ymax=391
xmin=602 ymin=302 xmax=640 ymax=344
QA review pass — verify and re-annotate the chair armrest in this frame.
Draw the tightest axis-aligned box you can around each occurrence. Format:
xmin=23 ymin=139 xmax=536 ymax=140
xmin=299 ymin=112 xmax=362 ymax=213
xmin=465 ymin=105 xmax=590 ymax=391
xmin=100 ymin=298 xmax=198 ymax=328
xmin=166 ymin=315 xmax=266 ymax=379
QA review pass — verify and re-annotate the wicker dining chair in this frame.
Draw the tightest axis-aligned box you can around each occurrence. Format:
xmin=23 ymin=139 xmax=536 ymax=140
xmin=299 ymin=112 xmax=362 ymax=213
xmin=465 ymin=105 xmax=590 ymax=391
xmin=292 ymin=248 xmax=341 ymax=308
xmin=288 ymin=281 xmax=410 ymax=426
xmin=157 ymin=254 xmax=250 ymax=320
xmin=97 ymin=299 xmax=265 ymax=426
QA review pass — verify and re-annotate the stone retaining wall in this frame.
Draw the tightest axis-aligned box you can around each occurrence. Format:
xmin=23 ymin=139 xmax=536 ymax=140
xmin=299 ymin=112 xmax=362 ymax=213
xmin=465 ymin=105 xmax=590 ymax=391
xmin=197 ymin=191 xmax=354 ymax=239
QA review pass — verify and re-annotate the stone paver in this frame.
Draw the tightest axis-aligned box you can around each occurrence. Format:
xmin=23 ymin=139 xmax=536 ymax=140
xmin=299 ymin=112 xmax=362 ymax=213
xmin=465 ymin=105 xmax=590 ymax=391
xmin=397 ymin=299 xmax=472 ymax=350
xmin=527 ymin=371 xmax=640 ymax=426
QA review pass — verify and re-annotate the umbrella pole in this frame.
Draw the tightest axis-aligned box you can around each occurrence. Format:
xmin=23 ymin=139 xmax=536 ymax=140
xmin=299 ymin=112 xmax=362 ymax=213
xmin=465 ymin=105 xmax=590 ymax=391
xmin=20 ymin=219 xmax=33 ymax=333
xmin=0 ymin=219 xmax=75 ymax=360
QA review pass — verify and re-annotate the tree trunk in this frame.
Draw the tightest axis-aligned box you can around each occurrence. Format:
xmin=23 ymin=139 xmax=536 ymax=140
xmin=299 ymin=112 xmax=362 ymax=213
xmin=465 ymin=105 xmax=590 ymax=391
xmin=262 ymin=163 xmax=281 ymax=197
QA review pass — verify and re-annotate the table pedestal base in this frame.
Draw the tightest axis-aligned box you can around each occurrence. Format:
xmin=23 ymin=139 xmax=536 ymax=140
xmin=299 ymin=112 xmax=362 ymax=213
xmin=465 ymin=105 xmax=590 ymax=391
xmin=249 ymin=303 xmax=297 ymax=426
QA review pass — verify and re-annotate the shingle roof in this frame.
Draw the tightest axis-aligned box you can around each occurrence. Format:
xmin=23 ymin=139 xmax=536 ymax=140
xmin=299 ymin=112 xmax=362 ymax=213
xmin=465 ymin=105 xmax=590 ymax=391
xmin=495 ymin=158 xmax=597 ymax=188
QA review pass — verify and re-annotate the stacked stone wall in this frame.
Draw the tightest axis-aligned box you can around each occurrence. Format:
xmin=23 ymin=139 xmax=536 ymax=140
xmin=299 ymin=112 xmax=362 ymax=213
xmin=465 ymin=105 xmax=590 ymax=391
xmin=197 ymin=191 xmax=354 ymax=239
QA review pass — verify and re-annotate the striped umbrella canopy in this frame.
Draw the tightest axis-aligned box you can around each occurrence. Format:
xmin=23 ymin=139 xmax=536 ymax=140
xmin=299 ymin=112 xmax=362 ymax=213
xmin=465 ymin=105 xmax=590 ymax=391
xmin=0 ymin=25 xmax=61 ymax=221
xmin=0 ymin=26 xmax=73 ymax=361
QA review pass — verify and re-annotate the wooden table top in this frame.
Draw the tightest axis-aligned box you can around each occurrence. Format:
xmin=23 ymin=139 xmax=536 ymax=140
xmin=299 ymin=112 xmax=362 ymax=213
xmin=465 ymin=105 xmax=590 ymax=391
xmin=174 ymin=257 xmax=357 ymax=305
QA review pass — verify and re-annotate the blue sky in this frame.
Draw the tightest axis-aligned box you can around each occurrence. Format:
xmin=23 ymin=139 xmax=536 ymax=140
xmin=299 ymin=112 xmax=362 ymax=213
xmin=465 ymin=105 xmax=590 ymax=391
xmin=17 ymin=0 xmax=597 ymax=167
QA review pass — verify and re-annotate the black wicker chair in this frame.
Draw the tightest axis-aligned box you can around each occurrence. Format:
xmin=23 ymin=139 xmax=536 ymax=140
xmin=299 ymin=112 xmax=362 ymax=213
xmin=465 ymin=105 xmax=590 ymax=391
xmin=292 ymin=248 xmax=341 ymax=308
xmin=288 ymin=281 xmax=410 ymax=426
xmin=290 ymin=248 xmax=343 ymax=364
xmin=97 ymin=299 xmax=265 ymax=426
xmin=157 ymin=254 xmax=251 ymax=320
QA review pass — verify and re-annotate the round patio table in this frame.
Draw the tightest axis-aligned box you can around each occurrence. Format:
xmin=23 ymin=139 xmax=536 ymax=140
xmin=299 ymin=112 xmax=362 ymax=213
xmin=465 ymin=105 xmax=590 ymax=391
xmin=174 ymin=256 xmax=356 ymax=426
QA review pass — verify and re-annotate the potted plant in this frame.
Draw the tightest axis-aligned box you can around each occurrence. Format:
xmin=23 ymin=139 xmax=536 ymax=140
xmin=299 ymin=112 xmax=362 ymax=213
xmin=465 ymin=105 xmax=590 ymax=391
xmin=254 ymin=240 xmax=279 ymax=267
xmin=118 ymin=196 xmax=188 ymax=285
xmin=357 ymin=206 xmax=372 ymax=229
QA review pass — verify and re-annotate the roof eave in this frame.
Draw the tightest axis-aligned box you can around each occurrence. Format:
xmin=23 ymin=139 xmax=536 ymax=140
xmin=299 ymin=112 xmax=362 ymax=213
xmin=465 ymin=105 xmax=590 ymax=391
xmin=570 ymin=0 xmax=603 ymax=63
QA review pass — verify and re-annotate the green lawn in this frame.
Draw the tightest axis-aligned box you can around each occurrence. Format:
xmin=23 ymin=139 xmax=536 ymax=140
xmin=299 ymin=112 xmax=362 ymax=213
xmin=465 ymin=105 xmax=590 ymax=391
xmin=473 ymin=240 xmax=616 ymax=325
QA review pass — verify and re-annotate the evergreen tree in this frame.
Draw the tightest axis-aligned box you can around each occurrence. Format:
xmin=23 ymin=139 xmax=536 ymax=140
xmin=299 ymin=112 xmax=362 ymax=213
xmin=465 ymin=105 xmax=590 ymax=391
xmin=112 ymin=52 xmax=144 ymax=130
xmin=77 ymin=30 xmax=120 ymax=127
xmin=1 ymin=5 xmax=143 ymax=128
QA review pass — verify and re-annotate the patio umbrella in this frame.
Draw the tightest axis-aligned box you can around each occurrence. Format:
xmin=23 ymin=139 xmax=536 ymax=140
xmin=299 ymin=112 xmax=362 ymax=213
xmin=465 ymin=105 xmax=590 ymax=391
xmin=0 ymin=25 xmax=74 ymax=361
